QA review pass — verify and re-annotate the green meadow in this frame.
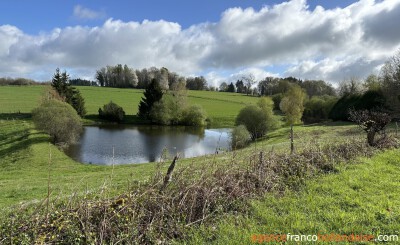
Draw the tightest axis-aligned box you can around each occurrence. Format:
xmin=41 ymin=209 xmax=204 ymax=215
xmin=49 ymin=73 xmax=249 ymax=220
xmin=0 ymin=85 xmax=399 ymax=243
xmin=0 ymin=85 xmax=260 ymax=127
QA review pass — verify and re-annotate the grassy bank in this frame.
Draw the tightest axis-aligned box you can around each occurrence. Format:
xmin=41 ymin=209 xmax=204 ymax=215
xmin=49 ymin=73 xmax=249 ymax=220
xmin=1 ymin=125 xmax=398 ymax=243
xmin=0 ymin=85 xmax=260 ymax=127
xmin=187 ymin=149 xmax=400 ymax=244
xmin=0 ymin=114 xmax=363 ymax=209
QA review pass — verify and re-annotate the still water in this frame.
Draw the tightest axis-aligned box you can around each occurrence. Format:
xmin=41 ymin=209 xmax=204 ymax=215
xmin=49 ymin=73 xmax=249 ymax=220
xmin=64 ymin=125 xmax=231 ymax=165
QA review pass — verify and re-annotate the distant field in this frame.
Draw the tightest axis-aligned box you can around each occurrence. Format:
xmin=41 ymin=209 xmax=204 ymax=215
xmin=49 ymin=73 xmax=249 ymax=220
xmin=0 ymin=85 xmax=260 ymax=127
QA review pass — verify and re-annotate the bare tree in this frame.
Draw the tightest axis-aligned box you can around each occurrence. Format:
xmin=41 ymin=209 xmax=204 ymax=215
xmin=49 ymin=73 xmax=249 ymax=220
xmin=349 ymin=109 xmax=391 ymax=146
xmin=242 ymin=74 xmax=256 ymax=96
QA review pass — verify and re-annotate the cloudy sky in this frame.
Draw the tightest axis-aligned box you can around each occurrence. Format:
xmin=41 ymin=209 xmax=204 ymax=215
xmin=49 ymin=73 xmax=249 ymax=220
xmin=0 ymin=0 xmax=399 ymax=86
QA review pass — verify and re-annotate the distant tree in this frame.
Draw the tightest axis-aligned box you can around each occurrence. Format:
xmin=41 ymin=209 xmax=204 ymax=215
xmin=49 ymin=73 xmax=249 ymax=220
xmin=69 ymin=78 xmax=96 ymax=86
xmin=363 ymin=74 xmax=381 ymax=91
xmin=158 ymin=67 xmax=169 ymax=90
xmin=280 ymin=85 xmax=307 ymax=154
xmin=242 ymin=74 xmax=256 ymax=95
xmin=123 ymin=64 xmax=138 ymax=87
xmin=338 ymin=78 xmax=363 ymax=97
xmin=226 ymin=82 xmax=235 ymax=92
xmin=99 ymin=101 xmax=125 ymax=123
xmin=380 ymin=50 xmax=400 ymax=119
xmin=32 ymin=99 xmax=82 ymax=145
xmin=219 ymin=82 xmax=228 ymax=92
xmin=96 ymin=64 xmax=138 ymax=88
xmin=186 ymin=76 xmax=207 ymax=90
xmin=235 ymin=80 xmax=244 ymax=93
xmin=300 ymin=80 xmax=336 ymax=97
xmin=138 ymin=79 xmax=163 ymax=119
xmin=349 ymin=109 xmax=391 ymax=146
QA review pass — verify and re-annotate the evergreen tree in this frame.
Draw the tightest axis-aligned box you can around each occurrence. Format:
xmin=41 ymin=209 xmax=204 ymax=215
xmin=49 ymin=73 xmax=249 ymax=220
xmin=51 ymin=68 xmax=86 ymax=117
xmin=138 ymin=79 xmax=163 ymax=119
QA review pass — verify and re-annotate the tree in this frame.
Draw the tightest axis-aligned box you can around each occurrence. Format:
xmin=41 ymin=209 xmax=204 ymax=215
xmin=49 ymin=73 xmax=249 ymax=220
xmin=51 ymin=68 xmax=86 ymax=117
xmin=300 ymin=80 xmax=336 ymax=97
xmin=226 ymin=82 xmax=235 ymax=92
xmin=158 ymin=67 xmax=169 ymax=90
xmin=235 ymin=105 xmax=268 ymax=140
xmin=235 ymin=80 xmax=245 ymax=93
xmin=138 ymin=79 xmax=163 ymax=119
xmin=349 ymin=109 xmax=391 ymax=146
xmin=363 ymin=74 xmax=381 ymax=91
xmin=338 ymin=77 xmax=363 ymax=97
xmin=99 ymin=101 xmax=125 ymax=123
xmin=32 ymin=99 xmax=82 ymax=145
xmin=219 ymin=82 xmax=228 ymax=92
xmin=186 ymin=76 xmax=208 ymax=90
xmin=280 ymin=85 xmax=307 ymax=154
xmin=242 ymin=74 xmax=256 ymax=95
xmin=257 ymin=97 xmax=281 ymax=130
xmin=380 ymin=50 xmax=400 ymax=119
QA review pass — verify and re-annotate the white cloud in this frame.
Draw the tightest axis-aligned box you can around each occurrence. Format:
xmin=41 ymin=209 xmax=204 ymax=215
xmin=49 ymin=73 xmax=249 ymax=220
xmin=73 ymin=5 xmax=106 ymax=20
xmin=1 ymin=0 xmax=400 ymax=84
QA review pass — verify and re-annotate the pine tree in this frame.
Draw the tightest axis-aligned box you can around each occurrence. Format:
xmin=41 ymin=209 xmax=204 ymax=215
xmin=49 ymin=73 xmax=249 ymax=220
xmin=138 ymin=79 xmax=163 ymax=119
xmin=51 ymin=68 xmax=86 ymax=117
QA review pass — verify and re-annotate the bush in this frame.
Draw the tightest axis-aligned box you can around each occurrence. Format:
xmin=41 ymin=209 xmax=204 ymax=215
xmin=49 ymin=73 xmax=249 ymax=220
xmin=98 ymin=101 xmax=125 ymax=123
xmin=150 ymin=93 xmax=207 ymax=126
xmin=231 ymin=125 xmax=251 ymax=149
xmin=235 ymin=105 xmax=267 ymax=140
xmin=303 ymin=95 xmax=337 ymax=123
xmin=257 ymin=97 xmax=281 ymax=130
xmin=182 ymin=105 xmax=207 ymax=126
xmin=32 ymin=99 xmax=82 ymax=145
xmin=329 ymin=90 xmax=386 ymax=121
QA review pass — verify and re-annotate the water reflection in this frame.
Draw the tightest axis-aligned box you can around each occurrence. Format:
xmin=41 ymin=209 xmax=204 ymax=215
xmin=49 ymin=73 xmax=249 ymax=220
xmin=64 ymin=125 xmax=230 ymax=165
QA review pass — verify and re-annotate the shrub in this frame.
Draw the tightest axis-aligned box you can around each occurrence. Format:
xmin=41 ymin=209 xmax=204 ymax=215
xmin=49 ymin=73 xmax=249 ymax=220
xmin=182 ymin=105 xmax=207 ymax=126
xmin=235 ymin=105 xmax=267 ymax=140
xmin=257 ymin=97 xmax=281 ymax=130
xmin=32 ymin=99 xmax=82 ymax=145
xmin=150 ymin=93 xmax=206 ymax=126
xmin=231 ymin=125 xmax=251 ymax=149
xmin=303 ymin=95 xmax=338 ymax=123
xmin=98 ymin=101 xmax=125 ymax=123
xmin=329 ymin=90 xmax=386 ymax=121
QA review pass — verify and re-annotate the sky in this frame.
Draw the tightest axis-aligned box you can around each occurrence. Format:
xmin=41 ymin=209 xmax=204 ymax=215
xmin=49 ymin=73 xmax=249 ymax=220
xmin=0 ymin=0 xmax=400 ymax=86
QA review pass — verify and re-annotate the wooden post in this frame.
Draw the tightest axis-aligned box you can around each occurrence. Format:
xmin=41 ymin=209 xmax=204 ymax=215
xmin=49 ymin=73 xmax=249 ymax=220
xmin=160 ymin=154 xmax=179 ymax=192
xmin=290 ymin=124 xmax=294 ymax=154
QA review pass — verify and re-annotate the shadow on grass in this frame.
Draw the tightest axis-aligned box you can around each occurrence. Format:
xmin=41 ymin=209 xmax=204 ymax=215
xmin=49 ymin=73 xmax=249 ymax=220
xmin=0 ymin=134 xmax=48 ymax=158
xmin=0 ymin=113 xmax=31 ymax=120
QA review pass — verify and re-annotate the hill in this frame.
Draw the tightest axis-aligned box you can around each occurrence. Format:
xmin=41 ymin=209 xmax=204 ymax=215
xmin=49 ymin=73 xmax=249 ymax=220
xmin=0 ymin=85 xmax=260 ymax=127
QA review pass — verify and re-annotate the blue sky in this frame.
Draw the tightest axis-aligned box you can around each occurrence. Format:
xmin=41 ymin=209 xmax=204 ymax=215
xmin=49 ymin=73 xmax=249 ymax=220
xmin=0 ymin=0 xmax=357 ymax=32
xmin=0 ymin=0 xmax=399 ymax=85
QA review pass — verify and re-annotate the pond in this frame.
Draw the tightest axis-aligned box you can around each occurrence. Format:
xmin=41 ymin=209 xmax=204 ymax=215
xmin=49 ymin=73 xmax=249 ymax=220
xmin=64 ymin=125 xmax=231 ymax=165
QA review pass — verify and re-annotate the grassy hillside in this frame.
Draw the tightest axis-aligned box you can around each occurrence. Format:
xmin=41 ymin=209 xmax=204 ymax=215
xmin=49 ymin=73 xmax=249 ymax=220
xmin=0 ymin=85 xmax=260 ymax=127
xmin=0 ymin=113 xmax=362 ymax=209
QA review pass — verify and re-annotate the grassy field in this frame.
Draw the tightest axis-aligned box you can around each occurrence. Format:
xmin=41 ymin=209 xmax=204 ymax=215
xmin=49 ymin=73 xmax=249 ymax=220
xmin=0 ymin=85 xmax=260 ymax=127
xmin=187 ymin=149 xmax=400 ymax=244
xmin=1 ymin=85 xmax=399 ymax=243
xmin=0 ymin=111 xmax=365 ymax=209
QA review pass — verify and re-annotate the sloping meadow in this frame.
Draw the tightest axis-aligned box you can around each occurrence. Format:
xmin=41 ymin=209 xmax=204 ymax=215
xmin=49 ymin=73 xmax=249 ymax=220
xmin=1 ymin=132 xmax=399 ymax=244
